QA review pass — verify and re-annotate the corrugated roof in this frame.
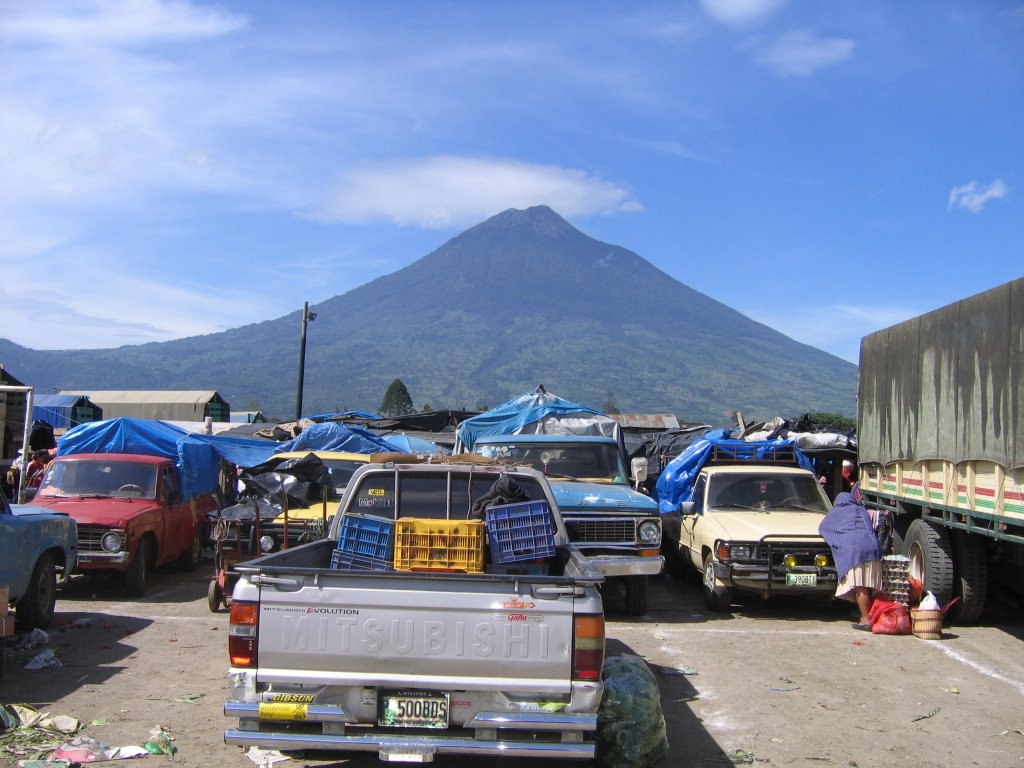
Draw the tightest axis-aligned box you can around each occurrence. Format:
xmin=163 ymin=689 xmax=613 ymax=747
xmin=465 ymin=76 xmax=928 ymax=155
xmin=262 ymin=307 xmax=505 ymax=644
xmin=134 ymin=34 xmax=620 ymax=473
xmin=60 ymin=390 xmax=221 ymax=405
xmin=34 ymin=394 xmax=88 ymax=407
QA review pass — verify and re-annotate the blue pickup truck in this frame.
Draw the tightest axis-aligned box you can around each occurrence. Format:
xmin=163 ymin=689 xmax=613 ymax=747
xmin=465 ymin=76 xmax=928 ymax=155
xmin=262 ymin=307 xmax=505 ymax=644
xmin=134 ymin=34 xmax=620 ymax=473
xmin=0 ymin=486 xmax=78 ymax=629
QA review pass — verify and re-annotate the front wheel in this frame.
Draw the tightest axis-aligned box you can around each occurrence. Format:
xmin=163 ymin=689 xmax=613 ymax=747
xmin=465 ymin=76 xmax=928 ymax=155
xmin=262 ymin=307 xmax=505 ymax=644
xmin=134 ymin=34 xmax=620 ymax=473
xmin=703 ymin=554 xmax=732 ymax=612
xmin=125 ymin=538 xmax=151 ymax=597
xmin=16 ymin=553 xmax=56 ymax=629
xmin=623 ymin=577 xmax=648 ymax=616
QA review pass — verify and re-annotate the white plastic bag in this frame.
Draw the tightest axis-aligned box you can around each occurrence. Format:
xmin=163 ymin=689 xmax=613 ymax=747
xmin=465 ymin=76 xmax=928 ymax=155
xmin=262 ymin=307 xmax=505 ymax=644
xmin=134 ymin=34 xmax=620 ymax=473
xmin=919 ymin=591 xmax=941 ymax=611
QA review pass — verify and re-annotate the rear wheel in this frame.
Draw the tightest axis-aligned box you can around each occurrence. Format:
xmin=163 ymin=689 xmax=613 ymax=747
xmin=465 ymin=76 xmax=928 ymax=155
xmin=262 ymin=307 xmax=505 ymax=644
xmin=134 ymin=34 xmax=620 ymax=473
xmin=703 ymin=554 xmax=732 ymax=612
xmin=125 ymin=538 xmax=151 ymax=597
xmin=623 ymin=577 xmax=648 ymax=616
xmin=902 ymin=518 xmax=954 ymax=607
xmin=178 ymin=531 xmax=203 ymax=571
xmin=16 ymin=553 xmax=56 ymax=629
xmin=951 ymin=531 xmax=988 ymax=623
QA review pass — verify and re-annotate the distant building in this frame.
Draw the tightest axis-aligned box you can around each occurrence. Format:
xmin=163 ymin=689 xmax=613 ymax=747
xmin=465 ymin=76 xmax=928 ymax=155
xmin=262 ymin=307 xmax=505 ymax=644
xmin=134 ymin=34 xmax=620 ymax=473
xmin=1 ymin=365 xmax=29 ymax=466
xmin=609 ymin=413 xmax=681 ymax=432
xmin=230 ymin=410 xmax=266 ymax=424
xmin=32 ymin=393 xmax=103 ymax=431
xmin=59 ymin=390 xmax=231 ymax=422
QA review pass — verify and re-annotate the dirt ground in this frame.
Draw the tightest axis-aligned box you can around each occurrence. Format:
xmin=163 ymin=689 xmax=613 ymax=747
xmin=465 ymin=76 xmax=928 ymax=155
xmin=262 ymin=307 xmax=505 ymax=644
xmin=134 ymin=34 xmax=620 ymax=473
xmin=2 ymin=565 xmax=1023 ymax=768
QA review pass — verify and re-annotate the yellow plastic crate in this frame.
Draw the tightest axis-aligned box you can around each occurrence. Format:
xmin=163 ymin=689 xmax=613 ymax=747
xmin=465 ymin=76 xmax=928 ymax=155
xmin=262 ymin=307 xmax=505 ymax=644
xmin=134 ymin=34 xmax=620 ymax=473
xmin=394 ymin=518 xmax=485 ymax=573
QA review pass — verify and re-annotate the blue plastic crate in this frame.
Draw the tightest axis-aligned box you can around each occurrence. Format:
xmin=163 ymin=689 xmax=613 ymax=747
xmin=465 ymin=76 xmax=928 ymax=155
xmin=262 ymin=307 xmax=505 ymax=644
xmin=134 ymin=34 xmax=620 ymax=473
xmin=337 ymin=513 xmax=394 ymax=560
xmin=330 ymin=548 xmax=391 ymax=571
xmin=485 ymin=501 xmax=556 ymax=564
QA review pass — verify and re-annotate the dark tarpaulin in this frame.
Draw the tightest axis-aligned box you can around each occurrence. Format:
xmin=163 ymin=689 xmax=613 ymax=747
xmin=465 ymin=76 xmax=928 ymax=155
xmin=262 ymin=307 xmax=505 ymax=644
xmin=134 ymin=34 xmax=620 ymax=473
xmin=859 ymin=277 xmax=1023 ymax=469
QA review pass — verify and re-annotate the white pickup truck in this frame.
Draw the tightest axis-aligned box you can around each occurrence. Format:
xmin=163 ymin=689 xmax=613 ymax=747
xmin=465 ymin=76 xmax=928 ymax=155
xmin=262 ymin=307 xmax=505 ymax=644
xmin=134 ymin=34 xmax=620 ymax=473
xmin=223 ymin=459 xmax=609 ymax=762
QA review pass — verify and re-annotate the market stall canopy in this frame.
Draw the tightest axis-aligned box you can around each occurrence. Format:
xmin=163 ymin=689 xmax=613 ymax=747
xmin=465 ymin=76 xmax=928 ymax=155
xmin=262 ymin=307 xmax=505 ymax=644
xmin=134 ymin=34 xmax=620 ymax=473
xmin=274 ymin=422 xmax=402 ymax=455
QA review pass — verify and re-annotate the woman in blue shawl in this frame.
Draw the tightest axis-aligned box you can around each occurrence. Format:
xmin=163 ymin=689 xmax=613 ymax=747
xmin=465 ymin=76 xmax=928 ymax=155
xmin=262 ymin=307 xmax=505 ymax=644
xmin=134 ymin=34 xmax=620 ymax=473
xmin=819 ymin=482 xmax=882 ymax=630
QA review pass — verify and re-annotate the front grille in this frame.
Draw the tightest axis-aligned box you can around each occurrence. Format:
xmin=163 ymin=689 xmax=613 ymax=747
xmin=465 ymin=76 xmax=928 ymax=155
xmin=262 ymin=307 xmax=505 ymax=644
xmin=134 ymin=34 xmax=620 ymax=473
xmin=768 ymin=543 xmax=832 ymax=567
xmin=564 ymin=517 xmax=637 ymax=545
xmin=77 ymin=525 xmax=113 ymax=553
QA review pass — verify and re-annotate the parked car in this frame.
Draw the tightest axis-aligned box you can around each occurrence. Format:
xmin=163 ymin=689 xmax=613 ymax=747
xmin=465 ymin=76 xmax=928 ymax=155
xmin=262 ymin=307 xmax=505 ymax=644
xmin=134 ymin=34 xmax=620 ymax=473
xmin=0 ymin=486 xmax=78 ymax=628
xmin=32 ymin=453 xmax=217 ymax=596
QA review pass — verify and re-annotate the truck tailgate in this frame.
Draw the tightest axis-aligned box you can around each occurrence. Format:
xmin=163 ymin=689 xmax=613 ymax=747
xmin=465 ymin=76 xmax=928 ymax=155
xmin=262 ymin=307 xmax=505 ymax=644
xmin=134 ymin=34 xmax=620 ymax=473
xmin=253 ymin=569 xmax=578 ymax=694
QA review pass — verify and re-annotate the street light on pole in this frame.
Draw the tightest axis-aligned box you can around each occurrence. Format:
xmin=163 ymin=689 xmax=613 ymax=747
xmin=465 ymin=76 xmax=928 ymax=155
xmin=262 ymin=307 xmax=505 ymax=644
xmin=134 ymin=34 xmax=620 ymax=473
xmin=295 ymin=301 xmax=317 ymax=420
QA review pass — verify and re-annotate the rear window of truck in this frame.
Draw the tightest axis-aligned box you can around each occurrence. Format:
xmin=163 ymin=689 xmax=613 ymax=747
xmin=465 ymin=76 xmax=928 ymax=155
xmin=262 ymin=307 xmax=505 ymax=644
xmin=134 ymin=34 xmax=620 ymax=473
xmin=349 ymin=471 xmax=547 ymax=520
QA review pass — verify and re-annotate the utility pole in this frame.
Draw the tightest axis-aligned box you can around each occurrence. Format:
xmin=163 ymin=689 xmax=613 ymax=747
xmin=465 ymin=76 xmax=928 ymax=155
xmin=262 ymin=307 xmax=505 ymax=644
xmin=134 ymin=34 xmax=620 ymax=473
xmin=294 ymin=302 xmax=317 ymax=420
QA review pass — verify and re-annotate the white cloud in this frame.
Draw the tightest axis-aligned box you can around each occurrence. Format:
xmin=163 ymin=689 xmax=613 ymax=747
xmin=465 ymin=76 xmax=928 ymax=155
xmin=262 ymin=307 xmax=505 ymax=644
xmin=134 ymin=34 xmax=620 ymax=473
xmin=3 ymin=0 xmax=247 ymax=46
xmin=948 ymin=179 xmax=1010 ymax=213
xmin=700 ymin=0 xmax=786 ymax=27
xmin=750 ymin=30 xmax=855 ymax=77
xmin=319 ymin=156 xmax=642 ymax=229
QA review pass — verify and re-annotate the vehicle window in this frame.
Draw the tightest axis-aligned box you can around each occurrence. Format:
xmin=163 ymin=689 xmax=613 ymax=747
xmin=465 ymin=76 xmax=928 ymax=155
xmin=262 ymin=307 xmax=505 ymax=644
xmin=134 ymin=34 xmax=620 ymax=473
xmin=708 ymin=473 xmax=829 ymax=512
xmin=323 ymin=460 xmax=364 ymax=496
xmin=348 ymin=471 xmax=547 ymax=521
xmin=38 ymin=460 xmax=157 ymax=498
xmin=475 ymin=442 xmax=625 ymax=483
xmin=162 ymin=468 xmax=180 ymax=504
xmin=692 ymin=475 xmax=707 ymax=515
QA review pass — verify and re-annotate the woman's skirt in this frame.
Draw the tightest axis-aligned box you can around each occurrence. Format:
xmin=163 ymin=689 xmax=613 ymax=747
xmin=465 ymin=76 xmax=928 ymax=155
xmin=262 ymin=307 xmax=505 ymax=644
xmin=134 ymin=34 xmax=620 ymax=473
xmin=836 ymin=560 xmax=883 ymax=601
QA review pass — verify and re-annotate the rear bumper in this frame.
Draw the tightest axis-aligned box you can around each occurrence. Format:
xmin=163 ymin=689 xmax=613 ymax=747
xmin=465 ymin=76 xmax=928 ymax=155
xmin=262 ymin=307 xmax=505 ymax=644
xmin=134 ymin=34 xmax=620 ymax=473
xmin=224 ymin=701 xmax=596 ymax=760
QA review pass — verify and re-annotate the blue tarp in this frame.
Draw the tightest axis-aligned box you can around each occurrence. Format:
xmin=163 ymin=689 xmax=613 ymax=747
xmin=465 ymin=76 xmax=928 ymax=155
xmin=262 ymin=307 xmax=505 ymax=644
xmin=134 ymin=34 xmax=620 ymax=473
xmin=376 ymin=433 xmax=447 ymax=455
xmin=33 ymin=394 xmax=96 ymax=431
xmin=456 ymin=390 xmax=612 ymax=453
xmin=57 ymin=418 xmax=280 ymax=499
xmin=274 ymin=422 xmax=402 ymax=454
xmin=654 ymin=433 xmax=815 ymax=514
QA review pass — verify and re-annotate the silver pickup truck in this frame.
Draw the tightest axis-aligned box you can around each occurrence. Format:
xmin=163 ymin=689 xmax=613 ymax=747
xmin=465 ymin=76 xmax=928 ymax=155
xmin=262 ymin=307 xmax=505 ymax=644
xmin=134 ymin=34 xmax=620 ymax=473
xmin=224 ymin=460 xmax=607 ymax=762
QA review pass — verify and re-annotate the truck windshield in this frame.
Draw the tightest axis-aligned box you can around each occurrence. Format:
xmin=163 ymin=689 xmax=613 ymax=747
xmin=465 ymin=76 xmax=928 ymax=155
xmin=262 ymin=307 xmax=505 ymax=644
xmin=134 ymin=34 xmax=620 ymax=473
xmin=475 ymin=442 xmax=627 ymax=484
xmin=322 ymin=459 xmax=365 ymax=497
xmin=37 ymin=459 xmax=159 ymax=500
xmin=708 ymin=473 xmax=830 ymax=513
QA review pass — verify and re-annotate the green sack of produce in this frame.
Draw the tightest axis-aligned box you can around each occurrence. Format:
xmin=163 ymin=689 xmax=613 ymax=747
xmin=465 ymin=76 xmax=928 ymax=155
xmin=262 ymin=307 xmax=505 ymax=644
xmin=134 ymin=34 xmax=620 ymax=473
xmin=596 ymin=654 xmax=669 ymax=767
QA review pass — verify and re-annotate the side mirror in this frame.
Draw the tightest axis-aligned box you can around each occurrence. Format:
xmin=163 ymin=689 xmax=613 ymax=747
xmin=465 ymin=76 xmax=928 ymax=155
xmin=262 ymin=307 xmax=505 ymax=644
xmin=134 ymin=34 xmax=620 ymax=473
xmin=679 ymin=501 xmax=696 ymax=517
xmin=630 ymin=457 xmax=648 ymax=484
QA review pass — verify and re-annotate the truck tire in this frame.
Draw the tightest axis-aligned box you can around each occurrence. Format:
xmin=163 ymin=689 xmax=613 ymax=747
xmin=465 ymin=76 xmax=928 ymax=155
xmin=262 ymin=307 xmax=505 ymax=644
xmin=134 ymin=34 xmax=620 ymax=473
xmin=702 ymin=554 xmax=732 ymax=612
xmin=178 ymin=531 xmax=203 ymax=572
xmin=951 ymin=531 xmax=988 ymax=623
xmin=125 ymin=538 xmax=151 ymax=597
xmin=902 ymin=519 xmax=954 ymax=607
xmin=624 ymin=577 xmax=648 ymax=616
xmin=16 ymin=552 xmax=56 ymax=629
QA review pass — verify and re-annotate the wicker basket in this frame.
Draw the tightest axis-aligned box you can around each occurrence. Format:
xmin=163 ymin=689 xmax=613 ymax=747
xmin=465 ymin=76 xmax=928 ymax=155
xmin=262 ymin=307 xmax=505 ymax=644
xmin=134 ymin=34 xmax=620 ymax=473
xmin=911 ymin=608 xmax=944 ymax=640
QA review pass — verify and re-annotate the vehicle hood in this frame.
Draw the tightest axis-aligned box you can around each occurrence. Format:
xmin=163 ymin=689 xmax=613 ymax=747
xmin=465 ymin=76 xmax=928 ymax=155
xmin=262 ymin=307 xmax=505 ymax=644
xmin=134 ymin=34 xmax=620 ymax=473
xmin=707 ymin=510 xmax=827 ymax=541
xmin=10 ymin=503 xmax=71 ymax=519
xmin=32 ymin=497 xmax=157 ymax=527
xmin=550 ymin=481 xmax=658 ymax=515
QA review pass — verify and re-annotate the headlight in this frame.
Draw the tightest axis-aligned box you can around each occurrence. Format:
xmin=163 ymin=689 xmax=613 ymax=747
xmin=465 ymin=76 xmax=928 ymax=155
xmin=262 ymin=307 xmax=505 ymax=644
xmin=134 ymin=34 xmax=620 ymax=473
xmin=729 ymin=544 xmax=753 ymax=560
xmin=101 ymin=531 xmax=124 ymax=553
xmin=783 ymin=553 xmax=799 ymax=568
xmin=638 ymin=520 xmax=661 ymax=545
xmin=815 ymin=554 xmax=829 ymax=568
xmin=259 ymin=535 xmax=275 ymax=552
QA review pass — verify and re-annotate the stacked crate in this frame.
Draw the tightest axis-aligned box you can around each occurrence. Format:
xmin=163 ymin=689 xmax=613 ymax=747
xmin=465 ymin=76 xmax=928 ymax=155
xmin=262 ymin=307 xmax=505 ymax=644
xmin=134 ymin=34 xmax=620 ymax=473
xmin=330 ymin=513 xmax=394 ymax=571
xmin=484 ymin=501 xmax=556 ymax=576
xmin=394 ymin=519 xmax=486 ymax=573
xmin=881 ymin=554 xmax=911 ymax=607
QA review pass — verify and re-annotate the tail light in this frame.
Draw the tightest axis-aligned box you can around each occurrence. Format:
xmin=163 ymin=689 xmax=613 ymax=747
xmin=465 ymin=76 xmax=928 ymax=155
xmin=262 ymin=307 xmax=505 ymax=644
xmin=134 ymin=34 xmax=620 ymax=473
xmin=229 ymin=601 xmax=258 ymax=667
xmin=572 ymin=614 xmax=605 ymax=681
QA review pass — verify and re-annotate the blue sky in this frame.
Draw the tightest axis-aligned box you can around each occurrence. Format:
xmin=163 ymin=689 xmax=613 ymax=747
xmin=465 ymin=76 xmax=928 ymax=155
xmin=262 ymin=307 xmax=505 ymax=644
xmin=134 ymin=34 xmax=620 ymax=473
xmin=1 ymin=0 xmax=1020 ymax=364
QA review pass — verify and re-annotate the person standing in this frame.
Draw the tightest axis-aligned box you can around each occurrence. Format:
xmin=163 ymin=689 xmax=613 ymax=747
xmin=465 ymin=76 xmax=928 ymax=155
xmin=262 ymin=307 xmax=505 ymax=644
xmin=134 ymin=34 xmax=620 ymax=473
xmin=24 ymin=449 xmax=50 ymax=499
xmin=818 ymin=482 xmax=883 ymax=630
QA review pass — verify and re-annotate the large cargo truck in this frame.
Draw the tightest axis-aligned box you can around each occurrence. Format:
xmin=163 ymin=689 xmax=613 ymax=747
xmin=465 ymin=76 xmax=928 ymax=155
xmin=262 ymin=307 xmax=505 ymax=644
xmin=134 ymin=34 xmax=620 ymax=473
xmin=857 ymin=277 xmax=1023 ymax=622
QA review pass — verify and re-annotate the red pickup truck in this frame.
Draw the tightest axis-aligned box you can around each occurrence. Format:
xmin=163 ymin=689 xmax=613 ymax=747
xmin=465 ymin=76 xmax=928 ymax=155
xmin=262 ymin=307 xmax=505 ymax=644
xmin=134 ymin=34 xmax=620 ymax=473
xmin=32 ymin=453 xmax=218 ymax=596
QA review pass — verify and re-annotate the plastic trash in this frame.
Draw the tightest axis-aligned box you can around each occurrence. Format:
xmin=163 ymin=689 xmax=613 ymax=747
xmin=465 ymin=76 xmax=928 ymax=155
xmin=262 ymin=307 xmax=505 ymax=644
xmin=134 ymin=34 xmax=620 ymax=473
xmin=24 ymin=648 xmax=61 ymax=669
xmin=596 ymin=654 xmax=669 ymax=768
xmin=10 ymin=627 xmax=49 ymax=651
xmin=919 ymin=592 xmax=941 ymax=611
